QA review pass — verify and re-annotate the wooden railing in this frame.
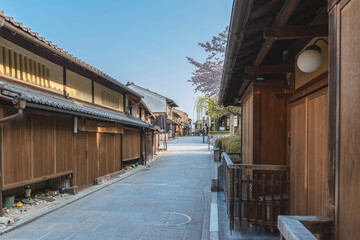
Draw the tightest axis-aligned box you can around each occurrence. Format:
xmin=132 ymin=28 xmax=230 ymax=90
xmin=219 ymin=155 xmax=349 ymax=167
xmin=278 ymin=216 xmax=332 ymax=240
xmin=222 ymin=152 xmax=290 ymax=232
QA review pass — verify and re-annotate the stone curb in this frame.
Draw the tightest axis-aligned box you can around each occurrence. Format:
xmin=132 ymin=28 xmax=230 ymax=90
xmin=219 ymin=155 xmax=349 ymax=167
xmin=210 ymin=192 xmax=219 ymax=240
xmin=200 ymin=149 xmax=212 ymax=240
xmin=0 ymin=165 xmax=147 ymax=236
xmin=209 ymin=147 xmax=220 ymax=240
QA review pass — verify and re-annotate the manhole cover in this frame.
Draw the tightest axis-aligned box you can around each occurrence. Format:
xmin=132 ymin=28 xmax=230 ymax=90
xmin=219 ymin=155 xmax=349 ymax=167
xmin=144 ymin=211 xmax=191 ymax=226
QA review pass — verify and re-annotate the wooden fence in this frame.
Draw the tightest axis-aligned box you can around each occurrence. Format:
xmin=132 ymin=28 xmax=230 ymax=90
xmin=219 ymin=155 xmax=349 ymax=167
xmin=222 ymin=152 xmax=290 ymax=232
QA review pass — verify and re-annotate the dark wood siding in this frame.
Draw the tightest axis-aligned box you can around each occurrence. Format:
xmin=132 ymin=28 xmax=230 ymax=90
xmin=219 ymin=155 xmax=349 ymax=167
xmin=334 ymin=1 xmax=360 ymax=238
xmin=98 ymin=133 xmax=107 ymax=177
xmin=1 ymin=108 xmax=125 ymax=190
xmin=1 ymin=110 xmax=73 ymax=190
xmin=55 ymin=117 xmax=73 ymax=173
xmin=106 ymin=134 xmax=116 ymax=174
xmin=240 ymin=81 xmax=287 ymax=166
xmin=75 ymin=133 xmax=88 ymax=188
xmin=33 ymin=114 xmax=55 ymax=178
xmin=145 ymin=134 xmax=153 ymax=162
xmin=75 ymin=132 xmax=122 ymax=188
xmin=123 ymin=128 xmax=140 ymax=161
xmin=87 ymin=133 xmax=99 ymax=184
xmin=2 ymin=110 xmax=32 ymax=185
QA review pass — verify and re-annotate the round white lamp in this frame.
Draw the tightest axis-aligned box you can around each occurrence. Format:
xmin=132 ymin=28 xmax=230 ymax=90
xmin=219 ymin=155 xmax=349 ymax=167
xmin=297 ymin=38 xmax=328 ymax=73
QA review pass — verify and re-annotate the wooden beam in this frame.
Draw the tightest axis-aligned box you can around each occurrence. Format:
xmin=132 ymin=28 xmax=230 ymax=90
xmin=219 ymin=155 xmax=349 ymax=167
xmin=245 ymin=64 xmax=294 ymax=74
xmin=288 ymin=6 xmax=328 ymax=61
xmin=242 ymin=73 xmax=254 ymax=81
xmin=264 ymin=24 xmax=328 ymax=40
xmin=253 ymin=0 xmax=301 ymax=66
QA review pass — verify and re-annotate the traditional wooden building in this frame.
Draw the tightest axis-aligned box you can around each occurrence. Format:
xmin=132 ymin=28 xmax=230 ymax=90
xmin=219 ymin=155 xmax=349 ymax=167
xmin=219 ymin=0 xmax=359 ymax=239
xmin=172 ymin=109 xmax=191 ymax=136
xmin=0 ymin=12 xmax=153 ymax=208
xmin=126 ymin=82 xmax=179 ymax=143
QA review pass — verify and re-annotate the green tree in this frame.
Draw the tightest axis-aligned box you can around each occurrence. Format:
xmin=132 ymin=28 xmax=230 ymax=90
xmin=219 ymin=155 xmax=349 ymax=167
xmin=194 ymin=96 xmax=241 ymax=132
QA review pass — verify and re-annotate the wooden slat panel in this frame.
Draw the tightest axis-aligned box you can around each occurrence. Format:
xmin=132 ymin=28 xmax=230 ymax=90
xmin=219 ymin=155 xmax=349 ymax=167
xmin=32 ymin=114 xmax=55 ymax=178
xmin=106 ymin=134 xmax=115 ymax=174
xmin=88 ymin=133 xmax=99 ymax=183
xmin=4 ymin=48 xmax=10 ymax=76
xmin=98 ymin=133 xmax=107 ymax=176
xmin=115 ymin=134 xmax=122 ymax=171
xmin=338 ymin=1 xmax=360 ymax=239
xmin=123 ymin=128 xmax=140 ymax=161
xmin=75 ymin=133 xmax=88 ymax=188
xmin=2 ymin=110 xmax=32 ymax=185
xmin=56 ymin=117 xmax=73 ymax=173
xmin=290 ymin=99 xmax=307 ymax=215
xmin=146 ymin=134 xmax=152 ymax=162
xmin=259 ymin=89 xmax=286 ymax=166
xmin=307 ymin=88 xmax=328 ymax=216
xmin=9 ymin=49 xmax=15 ymax=78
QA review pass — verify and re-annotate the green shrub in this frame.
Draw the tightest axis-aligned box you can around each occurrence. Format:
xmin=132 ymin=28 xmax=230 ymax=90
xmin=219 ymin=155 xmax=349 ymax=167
xmin=225 ymin=135 xmax=241 ymax=153
xmin=215 ymin=135 xmax=241 ymax=153
xmin=215 ymin=138 xmax=223 ymax=149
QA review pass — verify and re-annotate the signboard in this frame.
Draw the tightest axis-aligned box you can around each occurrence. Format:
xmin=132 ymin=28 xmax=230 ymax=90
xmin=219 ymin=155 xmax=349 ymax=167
xmin=77 ymin=118 xmax=124 ymax=134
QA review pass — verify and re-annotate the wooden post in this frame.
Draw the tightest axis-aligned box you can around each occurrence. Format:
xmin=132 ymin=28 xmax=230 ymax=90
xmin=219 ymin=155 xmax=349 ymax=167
xmin=254 ymin=173 xmax=258 ymax=230
xmin=271 ymin=175 xmax=275 ymax=232
xmin=246 ymin=174 xmax=250 ymax=229
xmin=228 ymin=168 xmax=235 ymax=231
xmin=262 ymin=174 xmax=266 ymax=231
xmin=238 ymin=168 xmax=242 ymax=225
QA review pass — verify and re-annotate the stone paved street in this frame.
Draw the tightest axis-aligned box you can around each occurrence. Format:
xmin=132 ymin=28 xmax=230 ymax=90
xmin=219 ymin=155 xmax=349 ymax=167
xmin=0 ymin=137 xmax=211 ymax=240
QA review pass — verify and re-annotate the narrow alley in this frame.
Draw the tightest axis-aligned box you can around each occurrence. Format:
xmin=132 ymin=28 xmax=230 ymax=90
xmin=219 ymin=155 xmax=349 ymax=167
xmin=0 ymin=137 xmax=211 ymax=240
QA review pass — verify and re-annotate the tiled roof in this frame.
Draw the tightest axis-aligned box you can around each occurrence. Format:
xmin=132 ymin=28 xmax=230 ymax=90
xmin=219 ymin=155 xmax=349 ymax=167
xmin=0 ymin=80 xmax=149 ymax=127
xmin=0 ymin=11 xmax=142 ymax=99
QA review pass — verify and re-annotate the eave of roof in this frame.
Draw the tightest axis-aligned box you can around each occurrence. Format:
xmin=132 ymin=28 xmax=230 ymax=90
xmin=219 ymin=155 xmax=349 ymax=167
xmin=139 ymin=100 xmax=154 ymax=118
xmin=0 ymin=80 xmax=149 ymax=128
xmin=126 ymin=82 xmax=178 ymax=106
xmin=219 ymin=0 xmax=253 ymax=105
xmin=219 ymin=0 xmax=328 ymax=106
xmin=0 ymin=11 xmax=142 ymax=99
xmin=166 ymin=98 xmax=179 ymax=108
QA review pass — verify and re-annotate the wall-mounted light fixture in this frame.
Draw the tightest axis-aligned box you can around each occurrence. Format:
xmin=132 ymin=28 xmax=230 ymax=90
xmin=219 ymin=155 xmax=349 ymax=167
xmin=297 ymin=38 xmax=328 ymax=73
xmin=255 ymin=74 xmax=265 ymax=81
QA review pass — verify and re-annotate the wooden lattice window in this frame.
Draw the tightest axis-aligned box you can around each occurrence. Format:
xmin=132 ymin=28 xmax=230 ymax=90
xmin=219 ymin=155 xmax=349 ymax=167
xmin=0 ymin=45 xmax=50 ymax=88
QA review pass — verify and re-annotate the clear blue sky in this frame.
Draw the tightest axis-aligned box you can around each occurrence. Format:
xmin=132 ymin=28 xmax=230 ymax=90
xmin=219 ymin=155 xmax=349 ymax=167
xmin=0 ymin=0 xmax=233 ymax=121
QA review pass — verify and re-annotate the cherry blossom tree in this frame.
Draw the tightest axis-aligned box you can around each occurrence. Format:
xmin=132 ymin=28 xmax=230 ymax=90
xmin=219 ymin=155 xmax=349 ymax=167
xmin=187 ymin=27 xmax=228 ymax=98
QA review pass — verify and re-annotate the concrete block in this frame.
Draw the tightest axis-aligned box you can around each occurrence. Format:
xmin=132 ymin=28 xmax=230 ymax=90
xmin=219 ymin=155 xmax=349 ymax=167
xmin=65 ymin=186 xmax=78 ymax=195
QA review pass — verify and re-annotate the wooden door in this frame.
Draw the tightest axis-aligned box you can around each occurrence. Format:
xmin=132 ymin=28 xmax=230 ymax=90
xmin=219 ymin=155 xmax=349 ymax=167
xmin=307 ymin=89 xmax=328 ymax=216
xmin=290 ymin=87 xmax=328 ymax=216
xmin=75 ymin=133 xmax=88 ymax=188
xmin=87 ymin=133 xmax=99 ymax=184
xmin=290 ymin=98 xmax=307 ymax=215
